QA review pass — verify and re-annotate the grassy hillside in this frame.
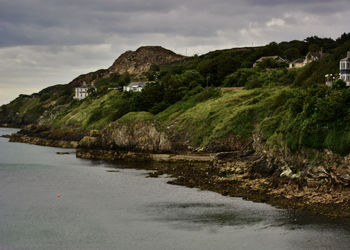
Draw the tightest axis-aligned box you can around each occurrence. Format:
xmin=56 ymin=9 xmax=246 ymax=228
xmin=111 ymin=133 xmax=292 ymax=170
xmin=2 ymin=33 xmax=350 ymax=156
xmin=50 ymin=83 xmax=350 ymax=156
xmin=158 ymin=85 xmax=350 ymax=155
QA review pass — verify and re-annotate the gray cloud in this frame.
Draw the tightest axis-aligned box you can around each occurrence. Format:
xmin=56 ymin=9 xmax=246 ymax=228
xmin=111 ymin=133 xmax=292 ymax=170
xmin=0 ymin=0 xmax=349 ymax=104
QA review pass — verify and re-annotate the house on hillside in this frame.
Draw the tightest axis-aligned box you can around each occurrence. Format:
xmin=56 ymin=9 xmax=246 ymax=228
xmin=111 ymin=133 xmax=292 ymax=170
xmin=324 ymin=51 xmax=350 ymax=87
xmin=325 ymin=74 xmax=336 ymax=87
xmin=289 ymin=58 xmax=305 ymax=69
xmin=73 ymin=82 xmax=97 ymax=100
xmin=253 ymin=56 xmax=288 ymax=68
xmin=289 ymin=50 xmax=326 ymax=69
xmin=340 ymin=51 xmax=350 ymax=86
xmin=304 ymin=51 xmax=325 ymax=64
xmin=123 ymin=81 xmax=148 ymax=92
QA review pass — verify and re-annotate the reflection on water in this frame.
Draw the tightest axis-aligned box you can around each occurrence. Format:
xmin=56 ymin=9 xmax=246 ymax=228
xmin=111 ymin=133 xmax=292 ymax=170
xmin=145 ymin=201 xmax=350 ymax=233
xmin=146 ymin=202 xmax=269 ymax=229
xmin=1 ymin=127 xmax=350 ymax=250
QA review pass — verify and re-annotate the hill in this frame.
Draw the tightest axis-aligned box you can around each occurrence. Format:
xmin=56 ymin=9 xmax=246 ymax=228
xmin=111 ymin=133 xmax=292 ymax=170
xmin=108 ymin=46 xmax=185 ymax=75
xmin=2 ymin=33 xmax=350 ymax=157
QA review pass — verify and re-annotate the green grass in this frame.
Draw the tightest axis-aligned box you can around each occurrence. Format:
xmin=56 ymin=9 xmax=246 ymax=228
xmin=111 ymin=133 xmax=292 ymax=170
xmin=118 ymin=112 xmax=154 ymax=124
xmin=153 ymin=87 xmax=291 ymax=147
xmin=5 ymin=82 xmax=350 ymax=157
xmin=49 ymin=90 xmax=122 ymax=129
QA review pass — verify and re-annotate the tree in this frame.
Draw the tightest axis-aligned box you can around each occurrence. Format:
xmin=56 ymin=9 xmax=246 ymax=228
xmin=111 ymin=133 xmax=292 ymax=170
xmin=223 ymin=68 xmax=258 ymax=87
xmin=308 ymin=43 xmax=321 ymax=53
xmin=336 ymin=33 xmax=350 ymax=45
xmin=120 ymin=72 xmax=131 ymax=85
xmin=332 ymin=79 xmax=347 ymax=89
xmin=257 ymin=58 xmax=288 ymax=69
xmin=283 ymin=48 xmax=301 ymax=61
xmin=150 ymin=64 xmax=160 ymax=72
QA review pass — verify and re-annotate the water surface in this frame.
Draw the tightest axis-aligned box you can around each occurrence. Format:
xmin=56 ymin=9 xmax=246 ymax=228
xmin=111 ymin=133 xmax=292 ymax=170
xmin=0 ymin=127 xmax=349 ymax=250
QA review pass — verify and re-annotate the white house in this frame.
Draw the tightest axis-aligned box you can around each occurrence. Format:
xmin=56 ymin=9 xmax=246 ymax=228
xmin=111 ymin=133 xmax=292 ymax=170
xmin=340 ymin=51 xmax=350 ymax=86
xmin=73 ymin=82 xmax=96 ymax=100
xmin=123 ymin=82 xmax=148 ymax=92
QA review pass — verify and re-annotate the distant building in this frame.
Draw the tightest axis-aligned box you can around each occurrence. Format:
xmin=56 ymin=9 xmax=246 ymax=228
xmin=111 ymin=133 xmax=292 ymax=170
xmin=304 ymin=51 xmax=325 ymax=64
xmin=289 ymin=50 xmax=326 ymax=69
xmin=73 ymin=82 xmax=96 ymax=100
xmin=253 ymin=56 xmax=288 ymax=68
xmin=289 ymin=58 xmax=305 ymax=69
xmin=325 ymin=74 xmax=336 ymax=87
xmin=325 ymin=51 xmax=350 ymax=87
xmin=340 ymin=51 xmax=350 ymax=86
xmin=123 ymin=81 xmax=148 ymax=92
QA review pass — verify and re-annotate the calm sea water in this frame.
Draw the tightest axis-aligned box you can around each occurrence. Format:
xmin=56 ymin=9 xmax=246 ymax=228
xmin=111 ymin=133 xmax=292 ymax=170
xmin=0 ymin=127 xmax=349 ymax=250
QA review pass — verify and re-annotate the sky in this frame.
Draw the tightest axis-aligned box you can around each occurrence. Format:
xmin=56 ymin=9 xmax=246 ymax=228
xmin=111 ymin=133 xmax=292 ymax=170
xmin=0 ymin=0 xmax=349 ymax=105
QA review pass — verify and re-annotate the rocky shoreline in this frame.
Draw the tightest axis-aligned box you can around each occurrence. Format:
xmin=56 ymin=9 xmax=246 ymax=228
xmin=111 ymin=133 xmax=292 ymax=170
xmin=4 ymin=130 xmax=350 ymax=219
xmin=77 ymin=147 xmax=350 ymax=219
xmin=0 ymin=123 xmax=20 ymax=128
xmin=8 ymin=133 xmax=79 ymax=148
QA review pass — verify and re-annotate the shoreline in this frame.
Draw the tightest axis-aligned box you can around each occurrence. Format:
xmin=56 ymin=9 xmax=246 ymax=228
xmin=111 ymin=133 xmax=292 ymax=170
xmin=0 ymin=124 xmax=21 ymax=128
xmin=3 ymin=131 xmax=350 ymax=219
xmin=8 ymin=133 xmax=79 ymax=148
xmin=77 ymin=148 xmax=350 ymax=219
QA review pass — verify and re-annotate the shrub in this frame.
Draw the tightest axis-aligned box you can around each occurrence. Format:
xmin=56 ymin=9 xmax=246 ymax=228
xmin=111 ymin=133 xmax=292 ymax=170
xmin=332 ymin=79 xmax=347 ymax=89
xmin=194 ymin=87 xmax=222 ymax=102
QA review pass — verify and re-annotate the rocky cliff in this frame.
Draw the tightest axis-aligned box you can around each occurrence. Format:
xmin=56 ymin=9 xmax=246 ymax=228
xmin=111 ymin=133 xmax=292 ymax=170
xmin=108 ymin=46 xmax=185 ymax=75
xmin=79 ymin=120 xmax=172 ymax=152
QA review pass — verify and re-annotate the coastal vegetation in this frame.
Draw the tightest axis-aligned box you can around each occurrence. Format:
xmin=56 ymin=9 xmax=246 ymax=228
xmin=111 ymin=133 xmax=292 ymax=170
xmin=1 ymin=33 xmax=350 ymax=157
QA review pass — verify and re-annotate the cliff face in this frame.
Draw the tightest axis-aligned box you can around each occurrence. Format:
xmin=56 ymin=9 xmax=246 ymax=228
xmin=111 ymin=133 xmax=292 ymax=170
xmin=108 ymin=46 xmax=185 ymax=75
xmin=79 ymin=120 xmax=172 ymax=153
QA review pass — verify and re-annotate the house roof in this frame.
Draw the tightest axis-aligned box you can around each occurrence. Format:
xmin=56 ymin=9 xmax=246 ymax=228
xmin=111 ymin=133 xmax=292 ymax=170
xmin=290 ymin=58 xmax=305 ymax=64
xmin=127 ymin=81 xmax=148 ymax=88
xmin=308 ymin=52 xmax=321 ymax=57
xmin=255 ymin=56 xmax=288 ymax=64
xmin=306 ymin=51 xmax=328 ymax=59
xmin=76 ymin=83 xmax=96 ymax=89
xmin=256 ymin=56 xmax=280 ymax=62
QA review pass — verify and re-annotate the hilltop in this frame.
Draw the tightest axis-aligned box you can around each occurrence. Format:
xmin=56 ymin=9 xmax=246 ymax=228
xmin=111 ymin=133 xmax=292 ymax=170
xmin=108 ymin=46 xmax=185 ymax=75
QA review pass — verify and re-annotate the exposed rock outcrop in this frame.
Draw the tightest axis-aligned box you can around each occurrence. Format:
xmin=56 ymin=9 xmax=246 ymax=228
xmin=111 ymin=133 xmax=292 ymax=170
xmin=9 ymin=133 xmax=78 ymax=148
xmin=108 ymin=46 xmax=185 ymax=75
xmin=250 ymin=132 xmax=350 ymax=187
xmin=79 ymin=121 xmax=172 ymax=153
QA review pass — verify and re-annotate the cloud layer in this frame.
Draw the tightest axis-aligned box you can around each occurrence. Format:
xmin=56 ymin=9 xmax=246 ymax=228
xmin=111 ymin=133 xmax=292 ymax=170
xmin=0 ymin=0 xmax=349 ymax=104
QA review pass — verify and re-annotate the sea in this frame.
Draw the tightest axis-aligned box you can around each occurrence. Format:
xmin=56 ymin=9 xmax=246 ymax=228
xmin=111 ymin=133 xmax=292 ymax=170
xmin=0 ymin=127 xmax=349 ymax=250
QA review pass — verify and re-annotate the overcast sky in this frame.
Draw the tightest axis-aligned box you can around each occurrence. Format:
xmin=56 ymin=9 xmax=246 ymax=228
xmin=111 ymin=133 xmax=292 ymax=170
xmin=0 ymin=0 xmax=349 ymax=105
